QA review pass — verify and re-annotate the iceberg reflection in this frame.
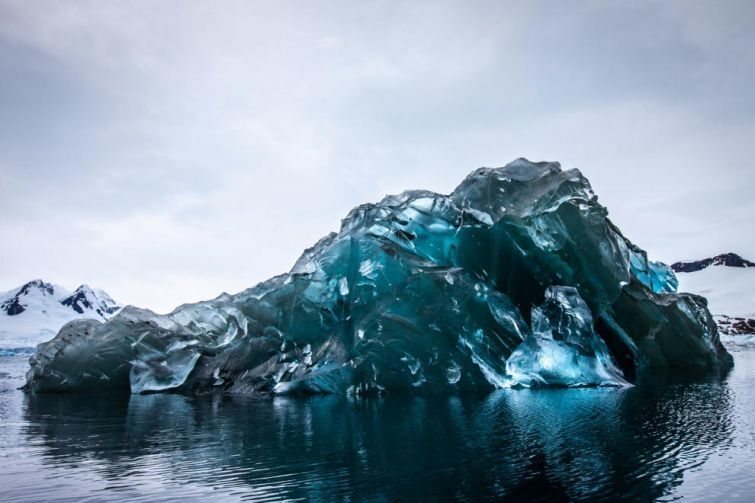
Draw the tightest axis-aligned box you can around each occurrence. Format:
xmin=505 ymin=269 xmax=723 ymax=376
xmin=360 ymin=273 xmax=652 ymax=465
xmin=19 ymin=372 xmax=734 ymax=501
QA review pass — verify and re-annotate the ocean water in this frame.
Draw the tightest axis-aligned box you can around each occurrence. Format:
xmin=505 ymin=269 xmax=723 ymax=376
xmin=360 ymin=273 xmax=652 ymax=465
xmin=1 ymin=338 xmax=754 ymax=502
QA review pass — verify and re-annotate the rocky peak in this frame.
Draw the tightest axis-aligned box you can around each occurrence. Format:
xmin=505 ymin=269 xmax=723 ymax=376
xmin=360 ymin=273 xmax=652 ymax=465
xmin=671 ymin=253 xmax=755 ymax=273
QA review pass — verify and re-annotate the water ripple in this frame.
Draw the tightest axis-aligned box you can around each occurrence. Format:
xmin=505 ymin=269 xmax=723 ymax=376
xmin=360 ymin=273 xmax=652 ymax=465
xmin=0 ymin=351 xmax=754 ymax=501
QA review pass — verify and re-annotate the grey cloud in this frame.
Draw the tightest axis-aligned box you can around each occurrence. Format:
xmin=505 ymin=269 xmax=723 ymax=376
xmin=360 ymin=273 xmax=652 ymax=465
xmin=0 ymin=0 xmax=753 ymax=311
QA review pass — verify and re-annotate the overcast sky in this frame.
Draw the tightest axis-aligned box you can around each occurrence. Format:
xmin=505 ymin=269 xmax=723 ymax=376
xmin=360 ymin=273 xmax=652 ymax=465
xmin=1 ymin=0 xmax=753 ymax=312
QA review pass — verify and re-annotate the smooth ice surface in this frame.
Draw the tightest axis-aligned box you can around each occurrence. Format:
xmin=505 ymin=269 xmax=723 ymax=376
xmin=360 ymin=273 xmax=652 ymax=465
xmin=25 ymin=159 xmax=732 ymax=395
xmin=629 ymin=249 xmax=679 ymax=294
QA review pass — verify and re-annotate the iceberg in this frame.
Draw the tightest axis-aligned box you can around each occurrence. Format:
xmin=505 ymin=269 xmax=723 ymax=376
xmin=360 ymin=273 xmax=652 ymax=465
xmin=25 ymin=159 xmax=732 ymax=395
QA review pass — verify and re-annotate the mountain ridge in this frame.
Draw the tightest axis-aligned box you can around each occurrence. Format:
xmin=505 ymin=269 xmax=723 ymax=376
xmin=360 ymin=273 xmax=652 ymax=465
xmin=671 ymin=253 xmax=755 ymax=273
xmin=0 ymin=280 xmax=121 ymax=349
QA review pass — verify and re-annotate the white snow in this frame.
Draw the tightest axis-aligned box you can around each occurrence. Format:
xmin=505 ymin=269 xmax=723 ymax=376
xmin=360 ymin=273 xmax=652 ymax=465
xmin=0 ymin=281 xmax=120 ymax=349
xmin=676 ymin=267 xmax=755 ymax=318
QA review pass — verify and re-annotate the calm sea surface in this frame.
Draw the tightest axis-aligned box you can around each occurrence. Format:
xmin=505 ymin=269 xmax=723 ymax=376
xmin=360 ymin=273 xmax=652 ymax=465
xmin=1 ymin=337 xmax=754 ymax=502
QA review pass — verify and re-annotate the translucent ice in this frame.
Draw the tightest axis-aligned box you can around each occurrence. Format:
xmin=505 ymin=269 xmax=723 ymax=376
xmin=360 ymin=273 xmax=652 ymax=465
xmin=505 ymin=286 xmax=629 ymax=387
xmin=25 ymin=159 xmax=732 ymax=395
xmin=628 ymin=245 xmax=679 ymax=294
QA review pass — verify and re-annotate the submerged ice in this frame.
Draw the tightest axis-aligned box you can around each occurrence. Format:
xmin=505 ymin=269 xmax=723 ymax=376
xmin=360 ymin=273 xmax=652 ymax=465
xmin=25 ymin=159 xmax=732 ymax=395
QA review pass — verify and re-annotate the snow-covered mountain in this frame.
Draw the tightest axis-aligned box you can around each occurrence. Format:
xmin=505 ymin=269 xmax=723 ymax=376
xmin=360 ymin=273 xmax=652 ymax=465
xmin=0 ymin=280 xmax=121 ymax=349
xmin=674 ymin=253 xmax=755 ymax=335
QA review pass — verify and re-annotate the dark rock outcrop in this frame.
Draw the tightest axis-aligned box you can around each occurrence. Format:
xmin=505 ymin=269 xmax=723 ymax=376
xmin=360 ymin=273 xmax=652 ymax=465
xmin=672 ymin=253 xmax=755 ymax=273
